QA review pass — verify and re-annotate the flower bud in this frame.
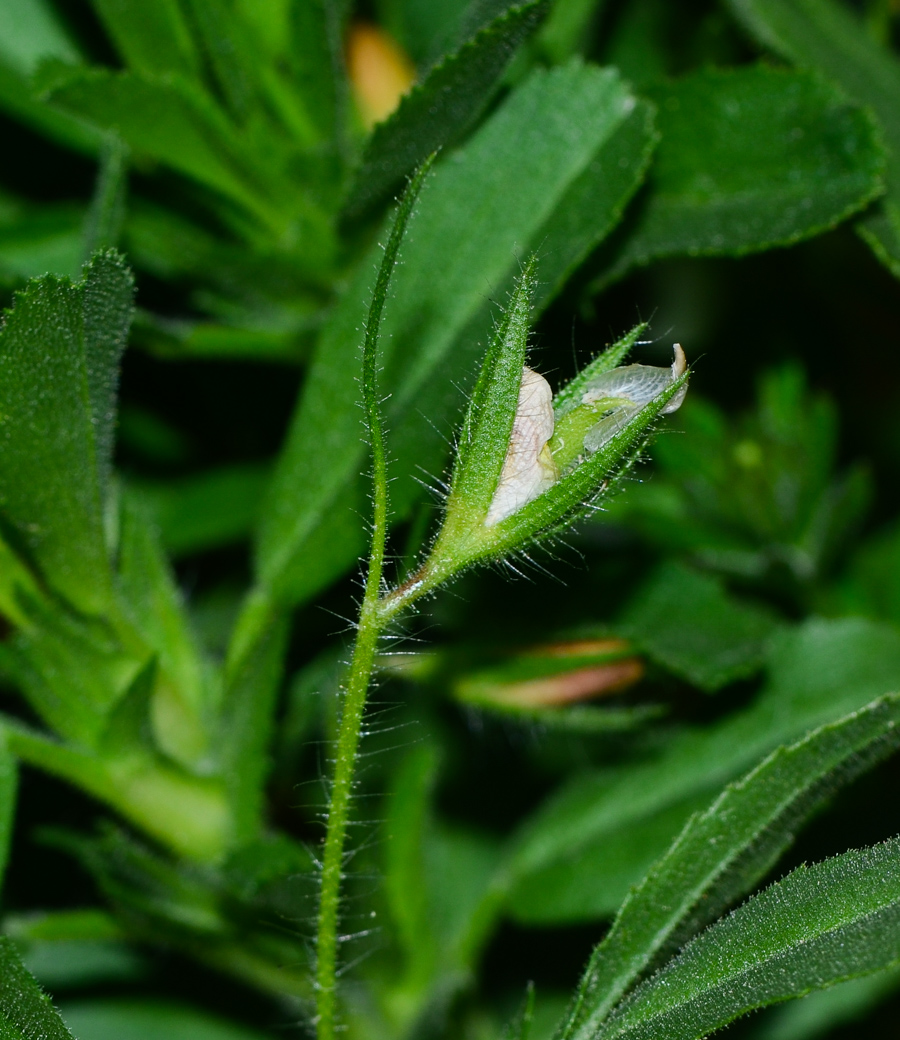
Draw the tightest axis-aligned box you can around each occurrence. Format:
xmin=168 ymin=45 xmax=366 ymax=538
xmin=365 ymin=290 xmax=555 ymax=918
xmin=414 ymin=261 xmax=689 ymax=592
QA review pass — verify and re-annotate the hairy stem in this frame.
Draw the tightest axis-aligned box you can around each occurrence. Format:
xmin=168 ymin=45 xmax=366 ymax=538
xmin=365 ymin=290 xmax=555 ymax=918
xmin=315 ymin=158 xmax=434 ymax=1040
xmin=314 ymin=599 xmax=384 ymax=1040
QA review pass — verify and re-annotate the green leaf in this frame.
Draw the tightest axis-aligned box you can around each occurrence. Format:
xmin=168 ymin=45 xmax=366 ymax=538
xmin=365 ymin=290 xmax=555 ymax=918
xmin=82 ymin=134 xmax=128 ymax=260
xmin=0 ymin=1 xmax=93 ymax=156
xmin=180 ymin=0 xmax=260 ymax=121
xmin=0 ymin=586 xmax=144 ymax=749
xmin=115 ymin=498 xmax=210 ymax=767
xmin=592 ymin=64 xmax=886 ymax=289
xmin=533 ymin=0 xmax=609 ymax=64
xmin=595 ymin=836 xmax=900 ymax=1039
xmin=126 ymin=464 xmax=270 ymax=558
xmin=755 ymin=965 xmax=900 ymax=1040
xmin=603 ymin=366 xmax=871 ymax=594
xmin=4 ymin=908 xmax=145 ymax=990
xmin=384 ymin=742 xmax=505 ymax=1019
xmin=835 ymin=518 xmax=900 ymax=625
xmin=91 ymin=0 xmax=200 ymax=81
xmin=500 ymin=984 xmax=536 ymax=1040
xmin=42 ymin=67 xmax=325 ymax=243
xmin=0 ymin=200 xmax=84 ymax=284
xmin=2 ymin=719 xmax=231 ymax=862
xmin=218 ymin=600 xmax=289 ymax=844
xmin=258 ymin=60 xmax=656 ymax=606
xmin=384 ymin=744 xmax=441 ymax=970
xmin=619 ymin=561 xmax=781 ymax=691
xmin=345 ymin=1 xmax=547 ymax=216
xmin=57 ymin=1000 xmax=273 ymax=1040
xmin=724 ymin=0 xmax=900 ymax=277
xmin=506 ymin=616 xmax=900 ymax=923
xmin=558 ymin=693 xmax=900 ymax=1039
xmin=376 ymin=0 xmax=468 ymax=68
xmin=0 ymin=935 xmax=76 ymax=1040
xmin=0 ymin=0 xmax=79 ymax=76
xmin=0 ymin=251 xmax=134 ymax=614
xmin=0 ymin=734 xmax=16 ymax=896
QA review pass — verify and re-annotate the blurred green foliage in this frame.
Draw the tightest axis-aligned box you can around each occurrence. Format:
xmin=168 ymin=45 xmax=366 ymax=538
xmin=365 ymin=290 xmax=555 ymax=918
xmin=0 ymin=1 xmax=899 ymax=1039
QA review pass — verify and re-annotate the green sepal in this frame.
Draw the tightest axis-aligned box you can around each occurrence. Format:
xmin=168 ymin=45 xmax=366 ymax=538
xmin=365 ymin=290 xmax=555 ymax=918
xmin=443 ymin=257 xmax=538 ymax=529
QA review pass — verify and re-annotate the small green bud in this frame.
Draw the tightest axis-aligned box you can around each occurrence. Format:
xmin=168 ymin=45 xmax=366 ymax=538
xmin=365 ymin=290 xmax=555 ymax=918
xmin=423 ymin=298 xmax=689 ymax=586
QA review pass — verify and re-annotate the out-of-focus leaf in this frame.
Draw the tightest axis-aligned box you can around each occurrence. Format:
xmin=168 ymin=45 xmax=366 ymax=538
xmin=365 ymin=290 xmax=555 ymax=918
xmin=0 ymin=935 xmax=75 ymax=1040
xmin=82 ymin=135 xmax=128 ymax=260
xmin=42 ymin=66 xmax=329 ymax=246
xmin=127 ymin=464 xmax=271 ymax=558
xmin=218 ymin=602 xmax=289 ymax=844
xmin=258 ymin=60 xmax=656 ymax=607
xmin=0 ymin=0 xmax=79 ymax=76
xmin=558 ymin=694 xmax=900 ymax=1038
xmin=0 ymin=2 xmax=93 ymax=153
xmin=376 ymin=0 xmax=470 ymax=68
xmin=59 ymin=1000 xmax=274 ymax=1040
xmin=725 ymin=0 xmax=900 ymax=277
xmin=754 ymin=965 xmax=900 ymax=1040
xmin=116 ymin=498 xmax=210 ymax=767
xmin=0 ymin=204 xmax=83 ymax=284
xmin=385 ymin=744 xmax=441 ymax=973
xmin=595 ymin=837 xmax=900 ymax=1039
xmin=55 ymin=827 xmax=313 ymax=997
xmin=534 ymin=0 xmax=609 ymax=63
xmin=835 ymin=519 xmax=900 ymax=625
xmin=124 ymin=205 xmax=327 ymax=346
xmin=0 ymin=251 xmax=134 ymax=615
xmin=3 ymin=909 xmax=145 ymax=990
xmin=3 ymin=719 xmax=231 ymax=862
xmin=345 ymin=1 xmax=547 ymax=215
xmin=592 ymin=64 xmax=886 ymax=289
xmin=180 ymin=0 xmax=261 ymax=121
xmin=41 ymin=66 xmax=262 ymax=214
xmin=620 ymin=561 xmax=781 ymax=691
xmin=0 ymin=735 xmax=15 ymax=896
xmin=500 ymin=985 xmax=536 ymax=1040
xmin=604 ymin=367 xmax=871 ymax=597
xmin=384 ymin=743 xmax=504 ymax=1024
xmin=91 ymin=0 xmax=200 ymax=81
xmin=131 ymin=317 xmax=307 ymax=362
xmin=506 ymin=616 xmax=900 ymax=923
xmin=21 ymin=942 xmax=143 ymax=990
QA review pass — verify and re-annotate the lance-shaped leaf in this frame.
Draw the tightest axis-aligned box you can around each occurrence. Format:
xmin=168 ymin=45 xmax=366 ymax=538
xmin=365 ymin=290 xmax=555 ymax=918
xmin=0 ymin=251 xmax=133 ymax=615
xmin=556 ymin=693 xmax=900 ymax=1040
xmin=0 ymin=935 xmax=76 ymax=1040
xmin=345 ymin=1 xmax=547 ymax=215
xmin=594 ymin=835 xmax=900 ymax=1040
xmin=724 ymin=0 xmax=900 ymax=278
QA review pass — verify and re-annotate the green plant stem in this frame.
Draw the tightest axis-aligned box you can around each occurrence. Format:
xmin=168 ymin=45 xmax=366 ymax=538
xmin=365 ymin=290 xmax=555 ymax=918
xmin=314 ymin=599 xmax=384 ymax=1040
xmin=315 ymin=158 xmax=434 ymax=1040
